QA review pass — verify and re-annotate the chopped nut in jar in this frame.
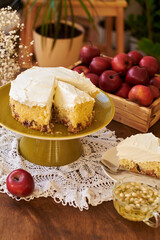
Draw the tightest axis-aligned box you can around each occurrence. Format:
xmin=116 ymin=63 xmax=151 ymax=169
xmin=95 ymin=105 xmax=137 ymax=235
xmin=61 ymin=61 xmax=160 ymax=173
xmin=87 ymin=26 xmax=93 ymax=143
xmin=113 ymin=181 xmax=160 ymax=222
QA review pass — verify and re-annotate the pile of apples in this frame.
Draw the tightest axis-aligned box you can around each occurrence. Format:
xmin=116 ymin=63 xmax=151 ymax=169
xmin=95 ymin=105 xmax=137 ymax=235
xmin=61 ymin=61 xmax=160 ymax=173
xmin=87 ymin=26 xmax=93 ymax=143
xmin=73 ymin=44 xmax=160 ymax=107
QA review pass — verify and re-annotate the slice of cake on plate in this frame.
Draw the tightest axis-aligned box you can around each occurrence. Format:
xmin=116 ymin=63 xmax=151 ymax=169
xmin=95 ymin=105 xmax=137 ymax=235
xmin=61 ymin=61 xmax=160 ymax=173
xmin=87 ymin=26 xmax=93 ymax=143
xmin=54 ymin=81 xmax=95 ymax=133
xmin=9 ymin=67 xmax=97 ymax=133
xmin=116 ymin=133 xmax=160 ymax=178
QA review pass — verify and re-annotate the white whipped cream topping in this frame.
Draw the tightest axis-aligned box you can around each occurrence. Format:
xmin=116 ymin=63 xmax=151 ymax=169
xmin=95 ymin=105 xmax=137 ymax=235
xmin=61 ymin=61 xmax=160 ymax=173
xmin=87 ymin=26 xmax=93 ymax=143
xmin=9 ymin=66 xmax=97 ymax=108
xmin=117 ymin=133 xmax=160 ymax=163
xmin=9 ymin=67 xmax=56 ymax=108
xmin=54 ymin=81 xmax=95 ymax=108
xmin=49 ymin=67 xmax=99 ymax=97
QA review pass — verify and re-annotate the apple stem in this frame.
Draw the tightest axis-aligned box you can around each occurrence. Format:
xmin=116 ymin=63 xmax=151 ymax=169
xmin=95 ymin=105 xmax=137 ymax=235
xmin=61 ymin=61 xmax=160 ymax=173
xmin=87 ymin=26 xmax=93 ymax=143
xmin=88 ymin=40 xmax=93 ymax=47
xmin=113 ymin=72 xmax=121 ymax=77
xmin=13 ymin=176 xmax=19 ymax=182
xmin=110 ymin=72 xmax=121 ymax=79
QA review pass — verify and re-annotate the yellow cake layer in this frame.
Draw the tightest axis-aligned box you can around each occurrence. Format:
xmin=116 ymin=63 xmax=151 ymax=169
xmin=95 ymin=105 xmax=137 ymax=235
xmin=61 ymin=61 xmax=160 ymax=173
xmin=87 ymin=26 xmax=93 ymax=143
xmin=55 ymin=101 xmax=94 ymax=131
xmin=119 ymin=158 xmax=160 ymax=178
xmin=10 ymin=98 xmax=52 ymax=131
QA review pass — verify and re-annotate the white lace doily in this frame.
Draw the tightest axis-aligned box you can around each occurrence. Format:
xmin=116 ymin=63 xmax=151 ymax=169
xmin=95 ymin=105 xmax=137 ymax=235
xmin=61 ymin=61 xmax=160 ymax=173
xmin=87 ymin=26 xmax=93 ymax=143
xmin=0 ymin=126 xmax=122 ymax=211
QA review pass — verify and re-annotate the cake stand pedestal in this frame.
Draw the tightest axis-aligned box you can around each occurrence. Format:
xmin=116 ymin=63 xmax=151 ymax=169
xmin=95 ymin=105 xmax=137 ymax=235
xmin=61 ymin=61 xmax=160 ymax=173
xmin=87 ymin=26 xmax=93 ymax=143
xmin=0 ymin=83 xmax=114 ymax=166
xmin=19 ymin=137 xmax=83 ymax=166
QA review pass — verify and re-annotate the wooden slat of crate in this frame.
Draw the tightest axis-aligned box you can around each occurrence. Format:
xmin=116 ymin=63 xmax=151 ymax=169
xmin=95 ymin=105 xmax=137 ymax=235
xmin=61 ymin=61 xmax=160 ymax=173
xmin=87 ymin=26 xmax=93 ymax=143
xmin=149 ymin=98 xmax=160 ymax=128
xmin=107 ymin=93 xmax=152 ymax=132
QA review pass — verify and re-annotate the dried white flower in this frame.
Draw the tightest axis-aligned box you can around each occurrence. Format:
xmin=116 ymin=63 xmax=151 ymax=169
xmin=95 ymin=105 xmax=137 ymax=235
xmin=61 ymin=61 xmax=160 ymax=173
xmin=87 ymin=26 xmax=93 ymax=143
xmin=0 ymin=7 xmax=34 ymax=85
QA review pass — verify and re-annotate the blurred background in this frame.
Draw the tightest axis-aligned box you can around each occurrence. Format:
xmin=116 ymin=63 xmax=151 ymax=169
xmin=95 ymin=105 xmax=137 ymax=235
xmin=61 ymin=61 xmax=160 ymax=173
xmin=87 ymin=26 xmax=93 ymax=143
xmin=0 ymin=0 xmax=160 ymax=67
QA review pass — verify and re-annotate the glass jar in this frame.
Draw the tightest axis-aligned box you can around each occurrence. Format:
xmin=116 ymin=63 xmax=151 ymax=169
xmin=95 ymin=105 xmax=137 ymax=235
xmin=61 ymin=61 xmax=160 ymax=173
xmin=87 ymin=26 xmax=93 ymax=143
xmin=112 ymin=176 xmax=160 ymax=228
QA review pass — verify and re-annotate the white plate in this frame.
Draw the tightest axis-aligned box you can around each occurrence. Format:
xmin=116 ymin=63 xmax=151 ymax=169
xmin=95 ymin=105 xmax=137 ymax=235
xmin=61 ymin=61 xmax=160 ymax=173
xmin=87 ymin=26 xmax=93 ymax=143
xmin=102 ymin=147 xmax=160 ymax=184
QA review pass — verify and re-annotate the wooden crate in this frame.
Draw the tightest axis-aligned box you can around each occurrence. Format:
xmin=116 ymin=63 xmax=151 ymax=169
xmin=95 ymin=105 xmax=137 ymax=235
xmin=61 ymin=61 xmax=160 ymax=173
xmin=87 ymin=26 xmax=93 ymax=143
xmin=69 ymin=62 xmax=160 ymax=132
xmin=106 ymin=93 xmax=160 ymax=132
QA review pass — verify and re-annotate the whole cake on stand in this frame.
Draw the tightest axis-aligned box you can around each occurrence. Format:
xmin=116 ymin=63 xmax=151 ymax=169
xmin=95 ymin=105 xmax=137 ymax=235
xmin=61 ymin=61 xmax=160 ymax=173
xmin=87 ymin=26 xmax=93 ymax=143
xmin=0 ymin=67 xmax=115 ymax=166
xmin=9 ymin=67 xmax=99 ymax=133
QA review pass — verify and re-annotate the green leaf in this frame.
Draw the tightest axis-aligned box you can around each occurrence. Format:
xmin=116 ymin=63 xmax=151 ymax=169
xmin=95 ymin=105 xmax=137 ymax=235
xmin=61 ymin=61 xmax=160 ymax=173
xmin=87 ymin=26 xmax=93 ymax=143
xmin=147 ymin=0 xmax=156 ymax=13
xmin=63 ymin=0 xmax=68 ymax=21
xmin=155 ymin=9 xmax=160 ymax=17
xmin=44 ymin=1 xmax=54 ymax=36
xmin=33 ymin=5 xmax=43 ymax=28
xmin=138 ymin=38 xmax=160 ymax=61
xmin=11 ymin=0 xmax=21 ymax=8
xmin=63 ymin=0 xmax=68 ymax=36
xmin=23 ymin=0 xmax=37 ymax=22
xmin=153 ymin=22 xmax=160 ymax=29
xmin=23 ymin=0 xmax=31 ymax=8
xmin=22 ymin=0 xmax=31 ymax=22
xmin=78 ymin=0 xmax=96 ymax=30
xmin=67 ymin=0 xmax=74 ymax=49
xmin=86 ymin=0 xmax=98 ymax=19
xmin=40 ymin=3 xmax=50 ymax=48
xmin=52 ymin=0 xmax=63 ymax=49
xmin=138 ymin=38 xmax=153 ymax=54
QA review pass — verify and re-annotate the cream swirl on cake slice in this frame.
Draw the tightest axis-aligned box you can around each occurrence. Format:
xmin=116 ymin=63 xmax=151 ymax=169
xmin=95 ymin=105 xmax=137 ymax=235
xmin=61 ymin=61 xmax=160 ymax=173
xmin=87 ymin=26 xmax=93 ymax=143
xmin=49 ymin=66 xmax=100 ymax=98
xmin=54 ymin=81 xmax=95 ymax=133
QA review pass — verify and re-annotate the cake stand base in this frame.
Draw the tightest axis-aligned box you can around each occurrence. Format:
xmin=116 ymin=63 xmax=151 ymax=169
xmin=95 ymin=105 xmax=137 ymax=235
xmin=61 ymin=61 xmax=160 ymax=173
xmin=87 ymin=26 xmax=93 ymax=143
xmin=19 ymin=137 xmax=83 ymax=166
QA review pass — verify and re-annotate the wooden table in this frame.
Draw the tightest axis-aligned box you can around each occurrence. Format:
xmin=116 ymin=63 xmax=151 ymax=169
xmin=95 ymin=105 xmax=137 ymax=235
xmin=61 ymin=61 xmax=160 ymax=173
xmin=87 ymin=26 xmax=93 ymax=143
xmin=20 ymin=0 xmax=127 ymax=67
xmin=0 ymin=119 xmax=160 ymax=240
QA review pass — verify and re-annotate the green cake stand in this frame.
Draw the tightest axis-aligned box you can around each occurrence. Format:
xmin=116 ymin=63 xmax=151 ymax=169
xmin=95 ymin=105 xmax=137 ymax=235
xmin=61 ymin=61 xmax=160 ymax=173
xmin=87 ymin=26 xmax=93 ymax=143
xmin=0 ymin=83 xmax=115 ymax=166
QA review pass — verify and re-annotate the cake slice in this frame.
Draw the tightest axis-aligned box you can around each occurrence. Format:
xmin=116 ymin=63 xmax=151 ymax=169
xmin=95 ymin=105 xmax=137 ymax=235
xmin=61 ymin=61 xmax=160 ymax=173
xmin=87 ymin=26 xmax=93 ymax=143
xmin=54 ymin=81 xmax=95 ymax=133
xmin=116 ymin=133 xmax=160 ymax=178
xmin=9 ymin=68 xmax=57 ymax=132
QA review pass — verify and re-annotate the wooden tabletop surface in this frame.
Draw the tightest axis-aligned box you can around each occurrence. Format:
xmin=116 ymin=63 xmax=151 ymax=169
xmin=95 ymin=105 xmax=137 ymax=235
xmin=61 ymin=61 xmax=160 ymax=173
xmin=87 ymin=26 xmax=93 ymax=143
xmin=0 ymin=120 xmax=160 ymax=240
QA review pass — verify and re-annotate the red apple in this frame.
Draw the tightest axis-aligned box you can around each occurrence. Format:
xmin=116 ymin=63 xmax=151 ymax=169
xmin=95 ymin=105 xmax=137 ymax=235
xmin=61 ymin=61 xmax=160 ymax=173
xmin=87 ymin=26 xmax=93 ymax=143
xmin=89 ymin=56 xmax=110 ymax=75
xmin=99 ymin=70 xmax=122 ymax=93
xmin=149 ymin=76 xmax=160 ymax=89
xmin=128 ymin=85 xmax=153 ymax=106
xmin=85 ymin=73 xmax=99 ymax=87
xmin=139 ymin=56 xmax=159 ymax=77
xmin=6 ymin=169 xmax=35 ymax=197
xmin=125 ymin=66 xmax=149 ymax=86
xmin=128 ymin=50 xmax=143 ymax=65
xmin=73 ymin=65 xmax=90 ymax=75
xmin=111 ymin=53 xmax=133 ymax=76
xmin=115 ymin=82 xmax=131 ymax=98
xmin=148 ymin=85 xmax=160 ymax=99
xmin=101 ymin=56 xmax=112 ymax=67
xmin=80 ymin=45 xmax=100 ymax=64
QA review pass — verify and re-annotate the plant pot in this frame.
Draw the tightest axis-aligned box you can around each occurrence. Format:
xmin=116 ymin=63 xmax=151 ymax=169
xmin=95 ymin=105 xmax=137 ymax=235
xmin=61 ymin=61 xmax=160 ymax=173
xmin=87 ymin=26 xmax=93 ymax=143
xmin=33 ymin=21 xmax=85 ymax=67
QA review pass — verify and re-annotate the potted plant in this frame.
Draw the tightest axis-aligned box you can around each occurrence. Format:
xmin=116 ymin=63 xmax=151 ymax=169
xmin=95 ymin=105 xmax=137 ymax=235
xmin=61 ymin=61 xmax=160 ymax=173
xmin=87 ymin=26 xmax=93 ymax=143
xmin=125 ymin=0 xmax=160 ymax=62
xmin=15 ymin=0 xmax=96 ymax=67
